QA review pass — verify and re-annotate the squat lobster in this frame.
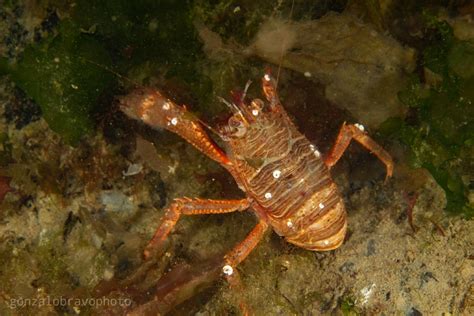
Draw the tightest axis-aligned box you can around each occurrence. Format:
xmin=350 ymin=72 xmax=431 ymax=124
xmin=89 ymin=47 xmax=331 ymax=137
xmin=120 ymin=71 xmax=393 ymax=312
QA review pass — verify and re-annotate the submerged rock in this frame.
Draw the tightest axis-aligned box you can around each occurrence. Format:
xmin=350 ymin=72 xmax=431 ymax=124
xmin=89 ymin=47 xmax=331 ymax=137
xmin=246 ymin=13 xmax=416 ymax=128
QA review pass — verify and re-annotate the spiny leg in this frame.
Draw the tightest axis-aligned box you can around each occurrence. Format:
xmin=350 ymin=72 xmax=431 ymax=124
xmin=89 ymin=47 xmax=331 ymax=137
xmin=144 ymin=198 xmax=250 ymax=259
xmin=224 ymin=219 xmax=268 ymax=267
xmin=222 ymin=219 xmax=268 ymax=316
xmin=325 ymin=122 xmax=394 ymax=179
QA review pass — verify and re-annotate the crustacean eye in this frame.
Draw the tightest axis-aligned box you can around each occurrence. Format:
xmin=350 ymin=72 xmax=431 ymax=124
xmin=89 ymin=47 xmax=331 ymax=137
xmin=227 ymin=115 xmax=247 ymax=138
xmin=217 ymin=112 xmax=249 ymax=140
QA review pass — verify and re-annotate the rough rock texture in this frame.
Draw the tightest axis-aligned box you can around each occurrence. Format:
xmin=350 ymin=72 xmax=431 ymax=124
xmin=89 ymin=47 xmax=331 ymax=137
xmin=246 ymin=12 xmax=416 ymax=129
xmin=196 ymin=175 xmax=474 ymax=315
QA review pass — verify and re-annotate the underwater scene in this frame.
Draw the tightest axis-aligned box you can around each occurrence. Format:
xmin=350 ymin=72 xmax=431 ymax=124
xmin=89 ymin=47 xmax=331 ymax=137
xmin=0 ymin=0 xmax=473 ymax=315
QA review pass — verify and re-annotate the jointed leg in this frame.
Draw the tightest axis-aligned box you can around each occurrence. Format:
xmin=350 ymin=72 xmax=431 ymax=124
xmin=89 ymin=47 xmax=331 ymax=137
xmin=224 ymin=219 xmax=268 ymax=267
xmin=223 ymin=219 xmax=268 ymax=285
xmin=144 ymin=198 xmax=250 ymax=259
xmin=222 ymin=219 xmax=268 ymax=316
xmin=325 ymin=122 xmax=394 ymax=179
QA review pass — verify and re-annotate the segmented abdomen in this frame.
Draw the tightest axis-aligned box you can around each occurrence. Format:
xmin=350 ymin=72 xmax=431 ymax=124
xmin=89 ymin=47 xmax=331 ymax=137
xmin=231 ymin=115 xmax=347 ymax=251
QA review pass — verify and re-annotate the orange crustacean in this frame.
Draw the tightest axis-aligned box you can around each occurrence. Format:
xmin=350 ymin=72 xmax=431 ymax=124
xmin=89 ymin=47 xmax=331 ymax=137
xmin=119 ymin=71 xmax=393 ymax=314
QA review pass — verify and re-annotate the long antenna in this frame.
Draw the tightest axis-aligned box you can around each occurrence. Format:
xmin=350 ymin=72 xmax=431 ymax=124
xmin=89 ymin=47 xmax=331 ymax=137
xmin=241 ymin=80 xmax=252 ymax=101
xmin=218 ymin=96 xmax=241 ymax=115
xmin=217 ymin=96 xmax=249 ymax=125
xmin=79 ymin=56 xmax=140 ymax=87
xmin=276 ymin=0 xmax=295 ymax=86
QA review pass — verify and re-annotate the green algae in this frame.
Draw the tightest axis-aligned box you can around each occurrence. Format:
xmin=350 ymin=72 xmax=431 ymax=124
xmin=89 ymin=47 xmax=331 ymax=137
xmin=341 ymin=296 xmax=359 ymax=316
xmin=71 ymin=0 xmax=213 ymax=110
xmin=1 ymin=0 xmax=211 ymax=145
xmin=72 ymin=1 xmax=203 ymax=75
xmin=3 ymin=20 xmax=115 ymax=145
xmin=380 ymin=13 xmax=474 ymax=218
xmin=0 ymin=0 xmax=354 ymax=146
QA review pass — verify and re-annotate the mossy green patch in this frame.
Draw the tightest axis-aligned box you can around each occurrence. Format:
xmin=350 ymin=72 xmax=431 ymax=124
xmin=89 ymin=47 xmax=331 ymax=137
xmin=380 ymin=13 xmax=474 ymax=218
xmin=3 ymin=20 xmax=115 ymax=145
xmin=448 ymin=40 xmax=474 ymax=79
xmin=71 ymin=0 xmax=212 ymax=106
xmin=2 ymin=0 xmax=211 ymax=144
xmin=340 ymin=296 xmax=359 ymax=316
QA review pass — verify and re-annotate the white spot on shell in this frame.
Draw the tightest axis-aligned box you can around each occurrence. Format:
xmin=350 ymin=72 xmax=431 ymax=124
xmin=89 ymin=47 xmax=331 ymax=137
xmin=264 ymin=74 xmax=271 ymax=81
xmin=319 ymin=202 xmax=324 ymax=209
xmin=323 ymin=240 xmax=330 ymax=245
xmin=355 ymin=123 xmax=365 ymax=132
xmin=252 ymin=109 xmax=259 ymax=116
xmin=162 ymin=102 xmax=171 ymax=110
xmin=286 ymin=220 xmax=293 ymax=228
xmin=171 ymin=117 xmax=178 ymax=126
xmin=304 ymin=71 xmax=312 ymax=77
xmin=223 ymin=265 xmax=233 ymax=276
xmin=272 ymin=170 xmax=281 ymax=179
xmin=265 ymin=192 xmax=272 ymax=199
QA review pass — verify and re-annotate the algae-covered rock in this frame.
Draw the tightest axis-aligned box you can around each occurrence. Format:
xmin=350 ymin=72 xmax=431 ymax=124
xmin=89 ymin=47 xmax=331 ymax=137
xmin=4 ymin=20 xmax=115 ymax=144
xmin=2 ymin=0 xmax=209 ymax=145
xmin=380 ymin=15 xmax=474 ymax=218
xmin=246 ymin=12 xmax=416 ymax=128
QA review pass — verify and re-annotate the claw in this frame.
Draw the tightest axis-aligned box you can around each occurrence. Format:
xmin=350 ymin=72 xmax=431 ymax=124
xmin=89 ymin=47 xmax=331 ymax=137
xmin=120 ymin=87 xmax=231 ymax=167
